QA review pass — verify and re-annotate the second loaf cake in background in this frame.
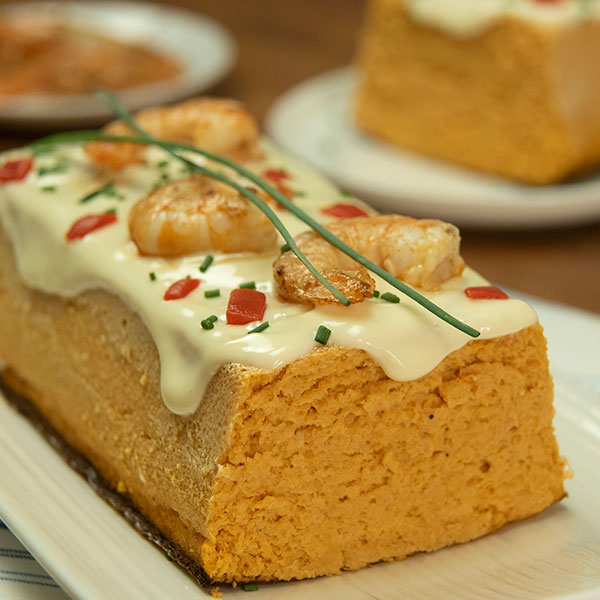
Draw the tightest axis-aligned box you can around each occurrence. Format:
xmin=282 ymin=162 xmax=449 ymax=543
xmin=354 ymin=0 xmax=600 ymax=184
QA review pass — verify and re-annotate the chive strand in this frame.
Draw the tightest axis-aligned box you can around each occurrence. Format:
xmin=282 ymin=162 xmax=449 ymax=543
xmin=91 ymin=92 xmax=351 ymax=307
xmin=30 ymin=101 xmax=479 ymax=337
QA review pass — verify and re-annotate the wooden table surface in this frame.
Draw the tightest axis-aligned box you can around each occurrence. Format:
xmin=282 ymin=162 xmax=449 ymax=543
xmin=1 ymin=0 xmax=599 ymax=314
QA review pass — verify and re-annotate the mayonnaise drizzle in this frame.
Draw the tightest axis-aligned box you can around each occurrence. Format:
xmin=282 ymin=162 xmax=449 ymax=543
xmin=404 ymin=0 xmax=600 ymax=37
xmin=0 ymin=142 xmax=537 ymax=415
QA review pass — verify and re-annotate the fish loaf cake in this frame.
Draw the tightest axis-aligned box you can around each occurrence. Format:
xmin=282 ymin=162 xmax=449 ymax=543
xmin=354 ymin=0 xmax=600 ymax=183
xmin=0 ymin=98 xmax=568 ymax=583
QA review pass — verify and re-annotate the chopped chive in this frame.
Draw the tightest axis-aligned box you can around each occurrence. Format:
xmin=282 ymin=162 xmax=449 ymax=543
xmin=248 ymin=321 xmax=269 ymax=334
xmin=372 ymin=290 xmax=380 ymax=298
xmin=32 ymin=145 xmax=54 ymax=157
xmin=38 ymin=161 xmax=68 ymax=176
xmin=239 ymin=281 xmax=256 ymax=289
xmin=381 ymin=292 xmax=400 ymax=303
xmin=293 ymin=190 xmax=306 ymax=198
xmin=280 ymin=243 xmax=291 ymax=253
xmin=79 ymin=180 xmax=115 ymax=204
xmin=199 ymin=255 xmax=214 ymax=273
xmin=201 ymin=319 xmax=215 ymax=330
xmin=339 ymin=188 xmax=351 ymax=197
xmin=208 ymin=314 xmax=218 ymax=322
xmin=204 ymin=289 xmax=220 ymax=298
xmin=315 ymin=325 xmax=331 ymax=345
xmin=157 ymin=160 xmax=169 ymax=168
xmin=149 ymin=272 xmax=156 ymax=281
xmin=41 ymin=185 xmax=56 ymax=193
xmin=243 ymin=583 xmax=259 ymax=592
xmin=104 ymin=207 xmax=117 ymax=215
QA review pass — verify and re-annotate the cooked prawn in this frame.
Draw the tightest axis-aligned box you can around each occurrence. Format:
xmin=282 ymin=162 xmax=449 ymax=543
xmin=129 ymin=175 xmax=278 ymax=257
xmin=86 ymin=98 xmax=262 ymax=170
xmin=273 ymin=215 xmax=464 ymax=305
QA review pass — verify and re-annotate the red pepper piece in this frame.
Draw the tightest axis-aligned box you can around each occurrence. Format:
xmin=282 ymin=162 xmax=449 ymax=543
xmin=164 ymin=278 xmax=201 ymax=301
xmin=65 ymin=213 xmax=117 ymax=241
xmin=321 ymin=203 xmax=368 ymax=219
xmin=0 ymin=157 xmax=33 ymax=182
xmin=263 ymin=169 xmax=290 ymax=183
xmin=464 ymin=286 xmax=509 ymax=300
xmin=226 ymin=288 xmax=266 ymax=324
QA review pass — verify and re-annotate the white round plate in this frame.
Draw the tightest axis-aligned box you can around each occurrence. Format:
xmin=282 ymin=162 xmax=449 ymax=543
xmin=266 ymin=68 xmax=600 ymax=229
xmin=0 ymin=1 xmax=236 ymax=128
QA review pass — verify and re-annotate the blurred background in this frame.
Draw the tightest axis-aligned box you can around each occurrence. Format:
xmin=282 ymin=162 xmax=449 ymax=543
xmin=0 ymin=0 xmax=598 ymax=313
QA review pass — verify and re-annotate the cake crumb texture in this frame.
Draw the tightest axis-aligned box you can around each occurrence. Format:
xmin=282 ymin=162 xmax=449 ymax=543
xmin=355 ymin=0 xmax=600 ymax=183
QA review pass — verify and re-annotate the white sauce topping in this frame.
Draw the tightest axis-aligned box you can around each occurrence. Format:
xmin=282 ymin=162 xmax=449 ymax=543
xmin=0 ymin=143 xmax=537 ymax=415
xmin=404 ymin=0 xmax=600 ymax=37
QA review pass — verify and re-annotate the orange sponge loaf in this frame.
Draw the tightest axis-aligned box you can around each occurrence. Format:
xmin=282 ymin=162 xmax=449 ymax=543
xmin=0 ymin=98 xmax=569 ymax=583
xmin=355 ymin=0 xmax=600 ymax=184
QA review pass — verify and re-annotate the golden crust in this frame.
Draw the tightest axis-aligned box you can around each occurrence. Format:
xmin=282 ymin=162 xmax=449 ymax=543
xmin=0 ymin=227 xmax=567 ymax=582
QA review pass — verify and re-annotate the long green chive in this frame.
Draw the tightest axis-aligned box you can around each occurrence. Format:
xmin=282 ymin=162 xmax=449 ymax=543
xmin=79 ymin=180 xmax=115 ymax=204
xmin=199 ymin=254 xmax=214 ymax=273
xmin=248 ymin=321 xmax=269 ymax=334
xmin=204 ymin=289 xmax=220 ymax=298
xmin=91 ymin=89 xmax=352 ymax=307
xmin=30 ymin=93 xmax=480 ymax=337
xmin=239 ymin=281 xmax=256 ymax=290
xmin=201 ymin=319 xmax=215 ymax=330
xmin=381 ymin=292 xmax=400 ymax=303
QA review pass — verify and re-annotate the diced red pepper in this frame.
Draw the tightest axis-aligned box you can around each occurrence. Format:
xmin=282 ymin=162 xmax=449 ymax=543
xmin=226 ymin=288 xmax=266 ymax=324
xmin=0 ymin=157 xmax=33 ymax=182
xmin=464 ymin=286 xmax=509 ymax=300
xmin=321 ymin=203 xmax=368 ymax=219
xmin=164 ymin=278 xmax=201 ymax=301
xmin=263 ymin=169 xmax=291 ymax=183
xmin=65 ymin=213 xmax=117 ymax=241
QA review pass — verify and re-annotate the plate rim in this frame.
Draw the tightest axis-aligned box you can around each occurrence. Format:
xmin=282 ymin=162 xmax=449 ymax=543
xmin=0 ymin=0 xmax=237 ymax=127
xmin=265 ymin=67 xmax=600 ymax=229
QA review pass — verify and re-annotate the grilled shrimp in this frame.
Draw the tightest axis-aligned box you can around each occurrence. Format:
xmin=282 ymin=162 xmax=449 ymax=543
xmin=129 ymin=175 xmax=278 ymax=257
xmin=86 ymin=98 xmax=262 ymax=170
xmin=273 ymin=215 xmax=464 ymax=305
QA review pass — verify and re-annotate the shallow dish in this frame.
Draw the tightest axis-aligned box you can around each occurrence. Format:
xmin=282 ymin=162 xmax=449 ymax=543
xmin=0 ymin=1 xmax=236 ymax=129
xmin=266 ymin=68 xmax=600 ymax=229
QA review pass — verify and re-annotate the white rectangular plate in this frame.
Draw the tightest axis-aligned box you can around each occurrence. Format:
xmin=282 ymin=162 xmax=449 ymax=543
xmin=1 ymin=298 xmax=599 ymax=600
